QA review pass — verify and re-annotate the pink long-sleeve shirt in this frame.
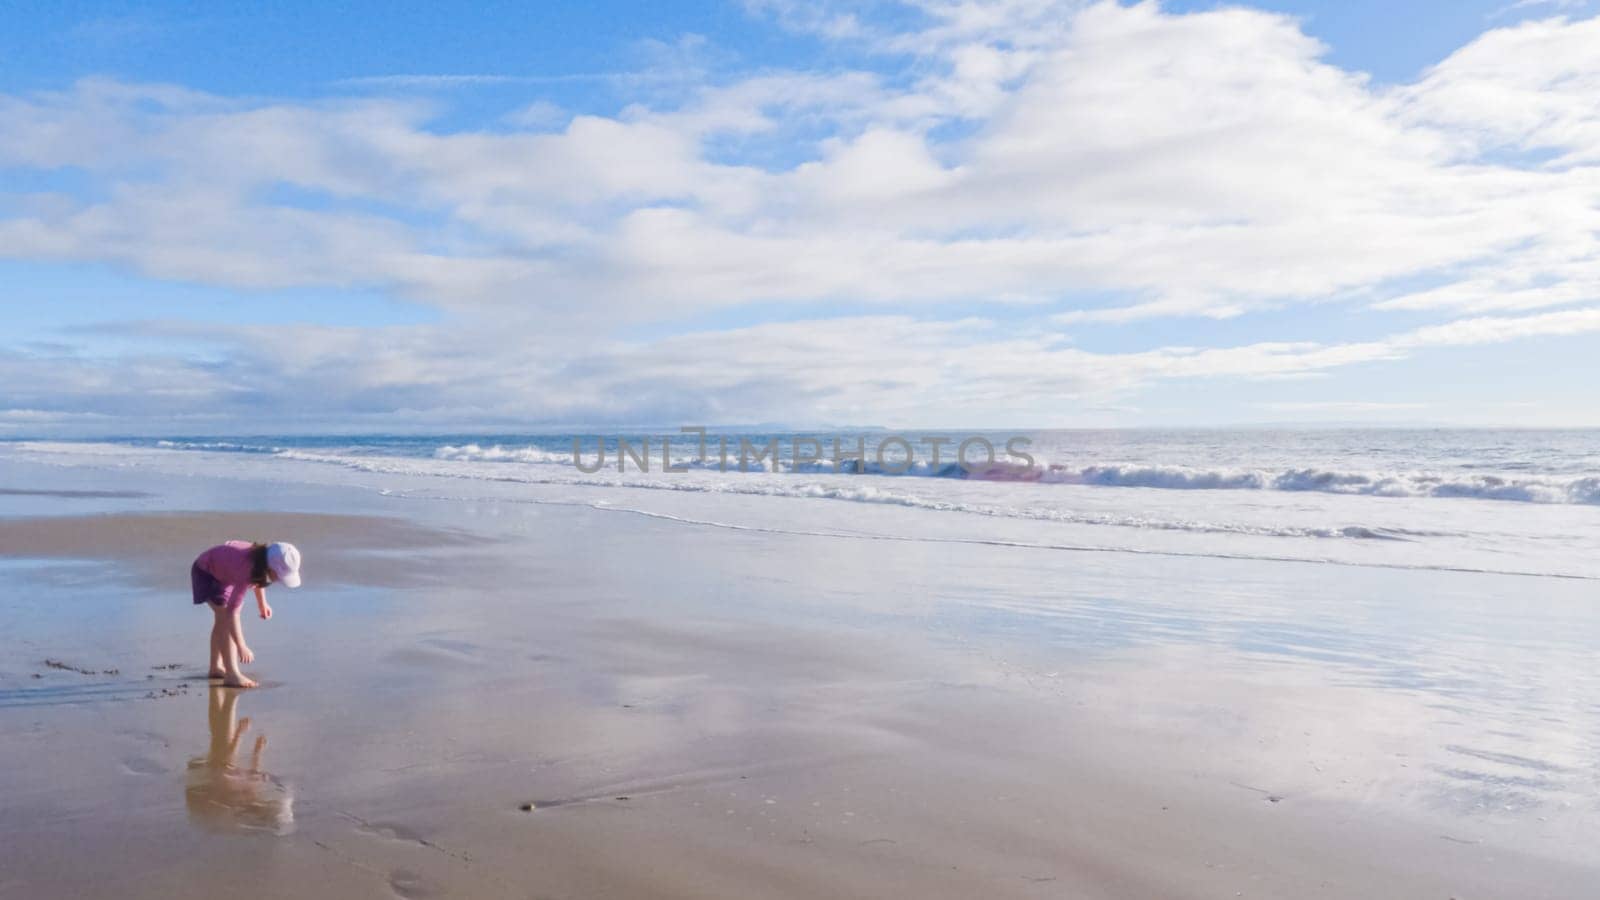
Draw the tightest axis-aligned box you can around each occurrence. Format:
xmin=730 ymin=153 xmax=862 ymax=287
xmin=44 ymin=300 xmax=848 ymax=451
xmin=193 ymin=541 xmax=258 ymax=610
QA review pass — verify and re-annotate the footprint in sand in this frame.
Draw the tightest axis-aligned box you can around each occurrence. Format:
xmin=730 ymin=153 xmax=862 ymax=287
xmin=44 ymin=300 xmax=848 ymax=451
xmin=383 ymin=638 xmax=484 ymax=669
xmin=355 ymin=820 xmax=438 ymax=848
xmin=121 ymin=756 xmax=167 ymax=775
xmin=388 ymin=868 xmax=441 ymax=899
xmin=116 ymin=728 xmax=171 ymax=748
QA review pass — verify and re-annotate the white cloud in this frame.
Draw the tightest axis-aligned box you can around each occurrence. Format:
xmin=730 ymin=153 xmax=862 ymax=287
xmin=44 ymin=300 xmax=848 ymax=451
xmin=4 ymin=5 xmax=1597 ymax=319
xmin=3 ymin=2 xmax=1600 ymax=426
xmin=1255 ymin=401 xmax=1428 ymax=413
xmin=1487 ymin=0 xmax=1590 ymax=22
xmin=1401 ymin=13 xmax=1600 ymax=165
xmin=9 ymin=304 xmax=1596 ymax=429
xmin=336 ymin=74 xmax=626 ymax=89
xmin=740 ymin=0 xmax=870 ymax=40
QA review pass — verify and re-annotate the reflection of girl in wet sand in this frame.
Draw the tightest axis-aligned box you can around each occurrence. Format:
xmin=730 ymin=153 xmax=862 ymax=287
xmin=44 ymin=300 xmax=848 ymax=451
xmin=185 ymin=686 xmax=294 ymax=835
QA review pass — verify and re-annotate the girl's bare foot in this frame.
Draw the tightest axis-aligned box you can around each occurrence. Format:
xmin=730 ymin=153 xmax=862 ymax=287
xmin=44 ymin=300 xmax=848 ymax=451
xmin=222 ymin=674 xmax=258 ymax=688
xmin=208 ymin=669 xmax=227 ymax=679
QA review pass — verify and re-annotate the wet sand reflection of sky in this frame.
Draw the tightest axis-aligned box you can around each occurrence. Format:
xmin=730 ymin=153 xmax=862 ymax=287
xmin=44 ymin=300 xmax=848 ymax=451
xmin=912 ymin=557 xmax=1600 ymax=828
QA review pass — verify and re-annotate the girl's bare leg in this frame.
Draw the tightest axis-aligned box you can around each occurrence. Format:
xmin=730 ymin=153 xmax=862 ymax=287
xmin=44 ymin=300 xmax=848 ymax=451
xmin=209 ymin=605 xmax=229 ymax=678
xmin=212 ymin=604 xmax=257 ymax=688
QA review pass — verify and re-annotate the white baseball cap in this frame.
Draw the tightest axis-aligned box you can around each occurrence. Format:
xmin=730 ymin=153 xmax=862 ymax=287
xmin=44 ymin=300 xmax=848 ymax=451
xmin=266 ymin=542 xmax=303 ymax=588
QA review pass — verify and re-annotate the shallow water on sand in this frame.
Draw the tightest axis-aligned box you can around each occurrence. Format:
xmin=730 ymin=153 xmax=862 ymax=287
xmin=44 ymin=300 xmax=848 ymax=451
xmin=1 ymin=456 xmax=1597 ymax=898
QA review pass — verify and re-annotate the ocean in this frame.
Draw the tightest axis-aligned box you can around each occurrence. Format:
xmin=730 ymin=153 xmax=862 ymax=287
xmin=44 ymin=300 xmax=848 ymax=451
xmin=7 ymin=428 xmax=1598 ymax=580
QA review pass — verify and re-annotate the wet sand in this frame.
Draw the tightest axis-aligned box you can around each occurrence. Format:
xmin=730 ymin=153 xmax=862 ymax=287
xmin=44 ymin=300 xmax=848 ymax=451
xmin=0 ymin=510 xmax=480 ymax=590
xmin=1 ymin=465 xmax=1597 ymax=898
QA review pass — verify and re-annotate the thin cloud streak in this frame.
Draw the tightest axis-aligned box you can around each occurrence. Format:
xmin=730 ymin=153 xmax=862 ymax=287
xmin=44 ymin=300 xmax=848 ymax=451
xmin=335 ymin=72 xmax=653 ymax=89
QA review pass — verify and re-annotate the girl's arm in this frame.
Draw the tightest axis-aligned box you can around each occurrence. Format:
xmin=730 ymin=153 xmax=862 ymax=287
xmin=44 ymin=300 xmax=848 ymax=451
xmin=255 ymin=585 xmax=273 ymax=620
xmin=230 ymin=613 xmax=249 ymax=656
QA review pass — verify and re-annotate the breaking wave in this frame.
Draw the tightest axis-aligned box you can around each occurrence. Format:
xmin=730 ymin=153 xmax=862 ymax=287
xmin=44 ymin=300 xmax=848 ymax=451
xmin=23 ymin=438 xmax=1599 ymax=510
xmin=256 ymin=446 xmax=1450 ymax=542
xmin=434 ymin=443 xmax=1600 ymax=506
xmin=1031 ymin=463 xmax=1600 ymax=505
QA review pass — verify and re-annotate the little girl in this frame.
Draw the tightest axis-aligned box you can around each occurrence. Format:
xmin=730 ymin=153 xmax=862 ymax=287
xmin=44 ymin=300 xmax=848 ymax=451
xmin=191 ymin=541 xmax=302 ymax=688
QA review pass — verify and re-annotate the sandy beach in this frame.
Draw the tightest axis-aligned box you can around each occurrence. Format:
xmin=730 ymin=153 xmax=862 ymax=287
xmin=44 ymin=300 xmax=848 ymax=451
xmin=2 ymin=452 xmax=1597 ymax=899
xmin=8 ymin=0 xmax=1600 ymax=894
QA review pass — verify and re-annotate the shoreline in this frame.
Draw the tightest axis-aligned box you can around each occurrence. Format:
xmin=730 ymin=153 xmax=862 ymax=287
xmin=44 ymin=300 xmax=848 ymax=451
xmin=8 ymin=437 xmax=1600 ymax=582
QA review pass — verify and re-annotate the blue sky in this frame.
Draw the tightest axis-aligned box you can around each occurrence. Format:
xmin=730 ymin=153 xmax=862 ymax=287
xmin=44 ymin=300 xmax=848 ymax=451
xmin=0 ymin=1 xmax=1569 ymax=93
xmin=2 ymin=0 xmax=1599 ymax=432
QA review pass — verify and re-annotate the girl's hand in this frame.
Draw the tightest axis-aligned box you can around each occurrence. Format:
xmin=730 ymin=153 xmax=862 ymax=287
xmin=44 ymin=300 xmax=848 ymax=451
xmin=259 ymin=603 xmax=273 ymax=620
xmin=238 ymin=644 xmax=255 ymax=664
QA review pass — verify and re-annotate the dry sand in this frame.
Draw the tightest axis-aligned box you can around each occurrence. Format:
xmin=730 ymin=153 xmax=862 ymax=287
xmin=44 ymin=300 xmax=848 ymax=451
xmin=1 ymin=486 xmax=1596 ymax=898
